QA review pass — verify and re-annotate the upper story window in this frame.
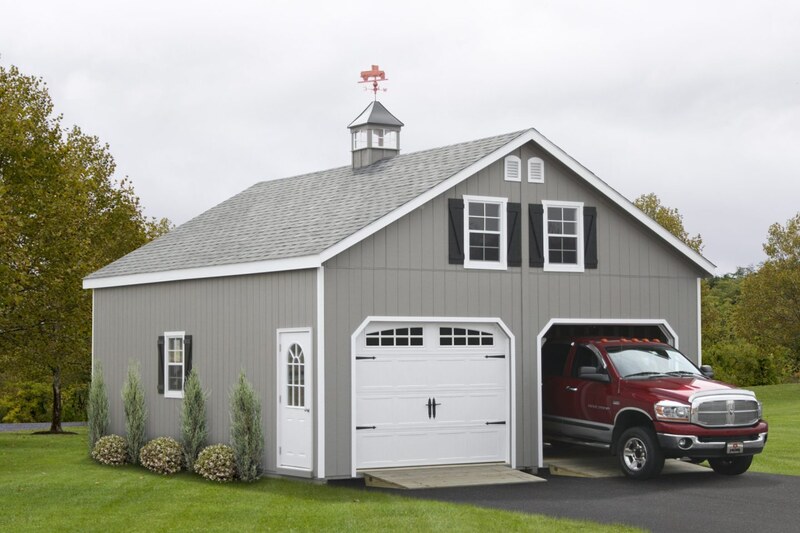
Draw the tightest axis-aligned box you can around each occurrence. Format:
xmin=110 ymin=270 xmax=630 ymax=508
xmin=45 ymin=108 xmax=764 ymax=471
xmin=543 ymin=200 xmax=584 ymax=272
xmin=463 ymin=195 xmax=507 ymax=270
xmin=528 ymin=157 xmax=544 ymax=183
xmin=165 ymin=331 xmax=185 ymax=398
xmin=504 ymin=155 xmax=521 ymax=182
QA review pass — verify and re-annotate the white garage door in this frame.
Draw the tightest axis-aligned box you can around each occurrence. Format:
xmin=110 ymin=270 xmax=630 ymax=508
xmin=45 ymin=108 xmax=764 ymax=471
xmin=354 ymin=321 xmax=511 ymax=470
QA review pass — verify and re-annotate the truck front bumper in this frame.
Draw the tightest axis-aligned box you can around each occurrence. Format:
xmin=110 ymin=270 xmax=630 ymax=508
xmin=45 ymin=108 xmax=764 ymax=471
xmin=657 ymin=431 xmax=767 ymax=458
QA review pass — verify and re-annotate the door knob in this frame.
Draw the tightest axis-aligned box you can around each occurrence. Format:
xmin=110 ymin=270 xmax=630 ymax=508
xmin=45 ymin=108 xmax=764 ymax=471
xmin=565 ymin=386 xmax=578 ymax=392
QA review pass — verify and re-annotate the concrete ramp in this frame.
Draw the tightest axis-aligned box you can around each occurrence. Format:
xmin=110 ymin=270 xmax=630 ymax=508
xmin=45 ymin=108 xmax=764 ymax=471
xmin=362 ymin=464 xmax=545 ymax=490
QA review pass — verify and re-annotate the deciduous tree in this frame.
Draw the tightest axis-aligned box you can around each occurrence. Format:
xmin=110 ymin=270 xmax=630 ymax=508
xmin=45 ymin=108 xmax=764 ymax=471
xmin=0 ymin=64 xmax=169 ymax=432
xmin=736 ymin=214 xmax=800 ymax=371
xmin=634 ymin=193 xmax=703 ymax=252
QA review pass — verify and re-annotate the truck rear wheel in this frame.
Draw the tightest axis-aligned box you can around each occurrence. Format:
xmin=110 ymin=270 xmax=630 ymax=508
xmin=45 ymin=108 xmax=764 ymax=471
xmin=617 ymin=426 xmax=664 ymax=479
xmin=708 ymin=455 xmax=753 ymax=475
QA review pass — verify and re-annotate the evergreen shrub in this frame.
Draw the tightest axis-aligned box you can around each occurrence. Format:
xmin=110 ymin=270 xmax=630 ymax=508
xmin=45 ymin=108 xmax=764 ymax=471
xmin=230 ymin=371 xmax=263 ymax=482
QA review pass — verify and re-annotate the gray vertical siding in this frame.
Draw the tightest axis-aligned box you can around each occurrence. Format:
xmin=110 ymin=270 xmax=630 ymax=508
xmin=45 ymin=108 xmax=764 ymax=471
xmin=323 ymin=140 xmax=704 ymax=478
xmin=93 ymin=269 xmax=317 ymax=474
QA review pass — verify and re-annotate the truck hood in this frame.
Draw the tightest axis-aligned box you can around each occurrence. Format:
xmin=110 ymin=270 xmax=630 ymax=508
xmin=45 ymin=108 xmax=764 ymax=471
xmin=623 ymin=376 xmax=747 ymax=403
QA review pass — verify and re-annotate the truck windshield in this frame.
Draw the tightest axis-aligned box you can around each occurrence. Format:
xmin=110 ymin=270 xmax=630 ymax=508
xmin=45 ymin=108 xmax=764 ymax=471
xmin=605 ymin=346 xmax=703 ymax=379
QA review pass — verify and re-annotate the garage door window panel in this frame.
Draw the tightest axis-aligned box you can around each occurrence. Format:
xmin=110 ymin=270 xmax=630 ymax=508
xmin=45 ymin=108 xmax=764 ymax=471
xmin=439 ymin=327 xmax=494 ymax=346
xmin=365 ymin=327 xmax=424 ymax=347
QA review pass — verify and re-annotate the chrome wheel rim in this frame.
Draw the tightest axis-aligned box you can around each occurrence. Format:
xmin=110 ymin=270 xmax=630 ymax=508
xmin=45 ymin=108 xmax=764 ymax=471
xmin=623 ymin=437 xmax=648 ymax=472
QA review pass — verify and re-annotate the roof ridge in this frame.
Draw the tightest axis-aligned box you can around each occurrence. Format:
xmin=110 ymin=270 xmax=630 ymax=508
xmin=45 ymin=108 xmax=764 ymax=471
xmin=255 ymin=128 xmax=530 ymax=186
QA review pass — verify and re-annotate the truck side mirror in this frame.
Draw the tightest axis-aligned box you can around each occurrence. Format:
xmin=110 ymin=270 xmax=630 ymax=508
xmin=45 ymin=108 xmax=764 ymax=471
xmin=700 ymin=365 xmax=714 ymax=378
xmin=578 ymin=366 xmax=610 ymax=383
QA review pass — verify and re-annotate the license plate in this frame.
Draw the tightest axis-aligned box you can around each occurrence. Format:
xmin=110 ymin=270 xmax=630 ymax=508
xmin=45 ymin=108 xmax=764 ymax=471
xmin=727 ymin=441 xmax=744 ymax=454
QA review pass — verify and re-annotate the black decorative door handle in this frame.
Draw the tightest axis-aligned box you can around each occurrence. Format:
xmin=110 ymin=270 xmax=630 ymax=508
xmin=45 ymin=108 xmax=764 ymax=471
xmin=425 ymin=398 xmax=432 ymax=419
xmin=432 ymin=398 xmax=442 ymax=419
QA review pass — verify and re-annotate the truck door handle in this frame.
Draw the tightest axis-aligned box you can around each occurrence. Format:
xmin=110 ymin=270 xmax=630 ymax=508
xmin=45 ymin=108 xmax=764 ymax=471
xmin=565 ymin=386 xmax=578 ymax=392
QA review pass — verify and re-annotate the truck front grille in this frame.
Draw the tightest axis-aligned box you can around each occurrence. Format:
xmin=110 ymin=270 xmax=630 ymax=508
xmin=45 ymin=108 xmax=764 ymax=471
xmin=692 ymin=398 xmax=760 ymax=427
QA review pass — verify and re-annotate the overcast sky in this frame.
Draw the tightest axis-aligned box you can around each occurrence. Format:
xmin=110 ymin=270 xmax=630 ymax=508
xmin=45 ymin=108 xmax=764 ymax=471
xmin=2 ymin=1 xmax=798 ymax=274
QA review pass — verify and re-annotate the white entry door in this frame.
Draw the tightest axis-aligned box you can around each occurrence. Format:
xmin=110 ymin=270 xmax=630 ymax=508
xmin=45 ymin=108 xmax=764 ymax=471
xmin=277 ymin=328 xmax=313 ymax=470
xmin=354 ymin=322 xmax=510 ymax=470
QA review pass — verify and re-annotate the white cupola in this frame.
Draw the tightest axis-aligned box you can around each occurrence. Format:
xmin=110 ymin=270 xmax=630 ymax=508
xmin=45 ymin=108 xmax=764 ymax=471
xmin=348 ymin=100 xmax=404 ymax=169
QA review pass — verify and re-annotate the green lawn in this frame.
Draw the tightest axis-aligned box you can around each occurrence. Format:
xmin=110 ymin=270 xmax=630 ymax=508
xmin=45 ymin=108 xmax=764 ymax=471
xmin=0 ymin=429 xmax=637 ymax=532
xmin=749 ymin=383 xmax=800 ymax=475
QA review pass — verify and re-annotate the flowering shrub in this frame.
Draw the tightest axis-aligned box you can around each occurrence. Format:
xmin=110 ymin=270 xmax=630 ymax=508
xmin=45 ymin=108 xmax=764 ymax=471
xmin=139 ymin=437 xmax=183 ymax=475
xmin=91 ymin=435 xmax=128 ymax=466
xmin=194 ymin=444 xmax=236 ymax=482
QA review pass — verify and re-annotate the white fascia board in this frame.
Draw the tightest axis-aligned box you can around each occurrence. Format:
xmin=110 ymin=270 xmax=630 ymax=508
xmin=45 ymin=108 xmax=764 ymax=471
xmin=82 ymin=255 xmax=322 ymax=289
xmin=525 ymin=129 xmax=716 ymax=276
xmin=321 ymin=131 xmax=536 ymax=263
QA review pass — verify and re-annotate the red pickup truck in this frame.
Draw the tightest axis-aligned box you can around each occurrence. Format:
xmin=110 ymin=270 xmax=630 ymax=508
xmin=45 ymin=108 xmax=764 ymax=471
xmin=542 ymin=337 xmax=768 ymax=479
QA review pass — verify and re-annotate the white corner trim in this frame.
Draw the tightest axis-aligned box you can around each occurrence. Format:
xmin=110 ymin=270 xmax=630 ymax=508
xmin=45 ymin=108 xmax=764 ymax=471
xmin=316 ymin=267 xmax=326 ymax=479
xmin=91 ymin=290 xmax=95 ymax=374
xmin=697 ymin=277 xmax=702 ymax=366
xmin=534 ymin=317 xmax=679 ymax=469
xmin=83 ymin=255 xmax=322 ymax=289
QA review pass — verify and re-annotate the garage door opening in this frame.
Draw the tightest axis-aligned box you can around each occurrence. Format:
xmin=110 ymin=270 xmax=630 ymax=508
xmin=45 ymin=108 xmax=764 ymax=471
xmin=535 ymin=318 xmax=677 ymax=469
xmin=542 ymin=323 xmax=675 ymax=347
xmin=351 ymin=318 xmax=515 ymax=476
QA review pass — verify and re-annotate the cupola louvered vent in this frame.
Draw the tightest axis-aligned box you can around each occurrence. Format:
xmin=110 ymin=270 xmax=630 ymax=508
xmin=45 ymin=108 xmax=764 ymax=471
xmin=528 ymin=157 xmax=544 ymax=183
xmin=504 ymin=156 xmax=521 ymax=182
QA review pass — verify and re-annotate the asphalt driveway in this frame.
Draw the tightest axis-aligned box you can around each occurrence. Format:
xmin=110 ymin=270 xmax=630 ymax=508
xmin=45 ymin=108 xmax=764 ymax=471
xmin=362 ymin=471 xmax=799 ymax=532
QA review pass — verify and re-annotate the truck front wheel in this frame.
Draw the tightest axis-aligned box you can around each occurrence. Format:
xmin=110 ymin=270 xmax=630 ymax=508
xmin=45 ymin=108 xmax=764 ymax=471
xmin=708 ymin=455 xmax=753 ymax=475
xmin=617 ymin=426 xmax=665 ymax=479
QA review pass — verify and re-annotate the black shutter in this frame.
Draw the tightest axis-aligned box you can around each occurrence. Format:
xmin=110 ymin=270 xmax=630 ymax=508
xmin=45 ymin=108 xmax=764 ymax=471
xmin=184 ymin=335 xmax=193 ymax=384
xmin=584 ymin=206 xmax=598 ymax=269
xmin=157 ymin=336 xmax=165 ymax=394
xmin=448 ymin=198 xmax=465 ymax=265
xmin=507 ymin=203 xmax=521 ymax=267
xmin=529 ymin=204 xmax=545 ymax=267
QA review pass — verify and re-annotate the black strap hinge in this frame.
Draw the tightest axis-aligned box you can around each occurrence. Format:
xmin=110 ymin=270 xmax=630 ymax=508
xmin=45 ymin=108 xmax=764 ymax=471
xmin=356 ymin=356 xmax=377 ymax=360
xmin=485 ymin=421 xmax=506 ymax=425
xmin=484 ymin=354 xmax=505 ymax=359
xmin=356 ymin=425 xmax=376 ymax=430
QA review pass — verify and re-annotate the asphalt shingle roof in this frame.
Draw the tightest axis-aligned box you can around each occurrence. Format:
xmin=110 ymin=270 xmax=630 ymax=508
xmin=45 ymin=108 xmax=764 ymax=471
xmin=87 ymin=130 xmax=526 ymax=279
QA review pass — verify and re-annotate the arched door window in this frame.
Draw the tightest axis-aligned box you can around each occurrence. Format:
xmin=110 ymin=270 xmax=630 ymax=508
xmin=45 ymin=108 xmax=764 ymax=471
xmin=287 ymin=343 xmax=305 ymax=407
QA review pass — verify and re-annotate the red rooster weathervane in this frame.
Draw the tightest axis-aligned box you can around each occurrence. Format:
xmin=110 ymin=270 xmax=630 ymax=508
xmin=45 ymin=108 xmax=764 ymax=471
xmin=359 ymin=65 xmax=388 ymax=100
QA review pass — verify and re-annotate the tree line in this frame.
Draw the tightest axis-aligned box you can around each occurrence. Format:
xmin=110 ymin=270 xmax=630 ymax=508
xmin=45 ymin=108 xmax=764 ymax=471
xmin=635 ymin=194 xmax=799 ymax=386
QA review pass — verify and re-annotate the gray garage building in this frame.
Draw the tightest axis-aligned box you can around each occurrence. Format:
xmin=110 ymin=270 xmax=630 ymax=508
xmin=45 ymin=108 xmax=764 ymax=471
xmin=84 ymin=100 xmax=715 ymax=479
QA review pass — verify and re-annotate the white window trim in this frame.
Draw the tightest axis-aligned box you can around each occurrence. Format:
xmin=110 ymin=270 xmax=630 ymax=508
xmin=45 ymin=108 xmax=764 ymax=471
xmin=463 ymin=194 xmax=508 ymax=271
xmin=164 ymin=330 xmax=185 ymax=399
xmin=504 ymin=155 xmax=521 ymax=182
xmin=542 ymin=199 xmax=584 ymax=273
xmin=528 ymin=157 xmax=545 ymax=183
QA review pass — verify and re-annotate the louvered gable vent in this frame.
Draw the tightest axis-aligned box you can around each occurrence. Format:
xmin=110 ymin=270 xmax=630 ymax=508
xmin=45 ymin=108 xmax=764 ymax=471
xmin=528 ymin=157 xmax=544 ymax=183
xmin=504 ymin=155 xmax=521 ymax=182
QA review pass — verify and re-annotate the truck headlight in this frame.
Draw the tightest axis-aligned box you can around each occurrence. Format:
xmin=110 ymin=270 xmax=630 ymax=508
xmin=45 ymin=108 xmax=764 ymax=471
xmin=757 ymin=401 xmax=763 ymax=419
xmin=654 ymin=400 xmax=691 ymax=422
